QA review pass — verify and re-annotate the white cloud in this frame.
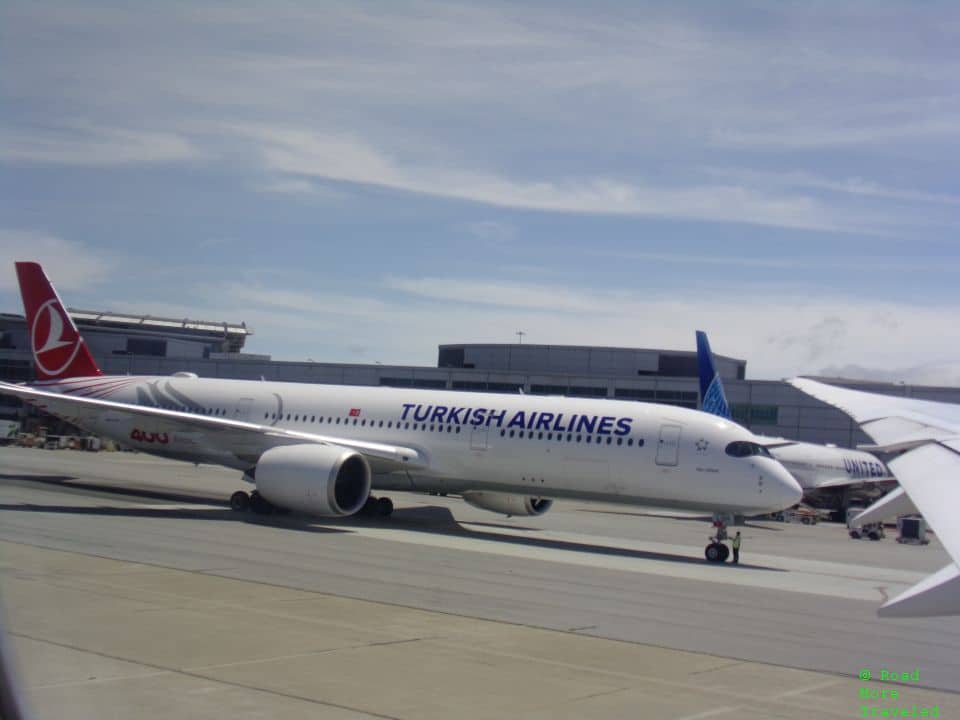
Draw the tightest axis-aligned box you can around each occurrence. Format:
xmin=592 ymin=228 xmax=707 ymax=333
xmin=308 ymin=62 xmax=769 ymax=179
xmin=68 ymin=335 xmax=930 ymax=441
xmin=0 ymin=230 xmax=113 ymax=292
xmin=235 ymin=125 xmax=875 ymax=232
xmin=0 ymin=124 xmax=198 ymax=166
xmin=465 ymin=220 xmax=516 ymax=244
xmin=703 ymin=167 xmax=960 ymax=207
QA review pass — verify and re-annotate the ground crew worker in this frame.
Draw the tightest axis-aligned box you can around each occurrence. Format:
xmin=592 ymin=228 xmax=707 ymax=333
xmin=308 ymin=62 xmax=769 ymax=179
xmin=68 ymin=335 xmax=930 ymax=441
xmin=732 ymin=531 xmax=742 ymax=564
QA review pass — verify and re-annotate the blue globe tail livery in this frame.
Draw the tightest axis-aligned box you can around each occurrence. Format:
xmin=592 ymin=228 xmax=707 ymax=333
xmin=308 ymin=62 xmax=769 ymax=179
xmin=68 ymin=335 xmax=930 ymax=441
xmin=696 ymin=330 xmax=732 ymax=421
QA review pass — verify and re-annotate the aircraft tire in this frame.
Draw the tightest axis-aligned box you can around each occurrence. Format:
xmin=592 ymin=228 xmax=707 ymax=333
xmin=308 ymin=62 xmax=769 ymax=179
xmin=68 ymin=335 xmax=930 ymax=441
xmin=376 ymin=496 xmax=394 ymax=517
xmin=705 ymin=543 xmax=723 ymax=562
xmin=249 ymin=490 xmax=274 ymax=515
xmin=230 ymin=491 xmax=250 ymax=512
xmin=718 ymin=543 xmax=730 ymax=562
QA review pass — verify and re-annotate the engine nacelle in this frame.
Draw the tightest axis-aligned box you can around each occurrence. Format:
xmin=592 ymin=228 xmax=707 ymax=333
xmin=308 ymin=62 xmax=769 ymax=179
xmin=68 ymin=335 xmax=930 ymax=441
xmin=255 ymin=444 xmax=371 ymax=517
xmin=462 ymin=491 xmax=553 ymax=517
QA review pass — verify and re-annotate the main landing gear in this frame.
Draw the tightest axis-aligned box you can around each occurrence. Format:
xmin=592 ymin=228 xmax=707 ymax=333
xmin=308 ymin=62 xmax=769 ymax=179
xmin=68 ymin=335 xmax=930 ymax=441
xmin=229 ymin=490 xmax=279 ymax=515
xmin=705 ymin=517 xmax=731 ymax=563
xmin=360 ymin=495 xmax=394 ymax=518
xmin=227 ymin=491 xmax=394 ymax=518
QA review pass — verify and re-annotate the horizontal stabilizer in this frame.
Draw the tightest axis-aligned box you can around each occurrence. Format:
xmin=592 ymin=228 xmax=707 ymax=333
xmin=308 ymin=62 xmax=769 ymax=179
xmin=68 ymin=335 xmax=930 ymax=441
xmin=879 ymin=563 xmax=960 ymax=618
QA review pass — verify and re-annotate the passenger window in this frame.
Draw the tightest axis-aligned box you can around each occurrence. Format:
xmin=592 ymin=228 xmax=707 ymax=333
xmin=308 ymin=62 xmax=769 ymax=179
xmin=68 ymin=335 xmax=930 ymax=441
xmin=627 ymin=438 xmax=634 ymax=446
xmin=638 ymin=438 xmax=645 ymax=447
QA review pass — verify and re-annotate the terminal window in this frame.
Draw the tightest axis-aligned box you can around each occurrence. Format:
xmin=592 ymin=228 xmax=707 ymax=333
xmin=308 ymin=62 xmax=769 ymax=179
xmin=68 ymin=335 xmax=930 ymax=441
xmin=126 ymin=338 xmax=167 ymax=356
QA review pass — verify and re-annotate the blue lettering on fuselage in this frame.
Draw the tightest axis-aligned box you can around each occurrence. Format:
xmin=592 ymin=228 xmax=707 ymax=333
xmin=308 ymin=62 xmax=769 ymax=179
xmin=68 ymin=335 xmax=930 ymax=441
xmin=844 ymin=457 xmax=886 ymax=478
xmin=398 ymin=403 xmax=634 ymax=436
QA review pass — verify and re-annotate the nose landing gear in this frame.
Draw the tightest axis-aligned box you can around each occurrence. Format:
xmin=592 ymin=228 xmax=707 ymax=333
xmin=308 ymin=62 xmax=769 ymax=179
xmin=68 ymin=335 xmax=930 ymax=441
xmin=705 ymin=517 xmax=731 ymax=563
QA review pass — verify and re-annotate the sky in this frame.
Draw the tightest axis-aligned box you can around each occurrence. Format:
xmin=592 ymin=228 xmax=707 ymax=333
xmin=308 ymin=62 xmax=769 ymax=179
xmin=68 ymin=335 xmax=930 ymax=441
xmin=1 ymin=1 xmax=958 ymax=383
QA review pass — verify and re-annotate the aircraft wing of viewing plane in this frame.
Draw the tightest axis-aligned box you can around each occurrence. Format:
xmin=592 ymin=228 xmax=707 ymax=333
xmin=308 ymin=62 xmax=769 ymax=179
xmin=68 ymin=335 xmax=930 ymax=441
xmin=790 ymin=377 xmax=960 ymax=618
xmin=696 ymin=331 xmax=895 ymax=499
xmin=0 ymin=262 xmax=802 ymax=561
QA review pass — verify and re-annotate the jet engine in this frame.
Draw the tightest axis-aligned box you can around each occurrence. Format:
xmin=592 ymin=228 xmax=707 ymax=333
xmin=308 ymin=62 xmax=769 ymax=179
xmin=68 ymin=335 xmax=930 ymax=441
xmin=255 ymin=444 xmax=371 ymax=516
xmin=462 ymin=491 xmax=553 ymax=517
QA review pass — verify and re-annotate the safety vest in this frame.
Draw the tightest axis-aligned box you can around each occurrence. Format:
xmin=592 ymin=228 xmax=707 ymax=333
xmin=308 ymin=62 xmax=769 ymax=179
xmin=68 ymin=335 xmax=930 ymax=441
xmin=732 ymin=536 xmax=741 ymax=550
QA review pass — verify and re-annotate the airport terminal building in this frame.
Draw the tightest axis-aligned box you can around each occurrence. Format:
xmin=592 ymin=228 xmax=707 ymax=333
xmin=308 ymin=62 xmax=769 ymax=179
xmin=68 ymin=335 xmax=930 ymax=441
xmin=3 ymin=309 xmax=960 ymax=447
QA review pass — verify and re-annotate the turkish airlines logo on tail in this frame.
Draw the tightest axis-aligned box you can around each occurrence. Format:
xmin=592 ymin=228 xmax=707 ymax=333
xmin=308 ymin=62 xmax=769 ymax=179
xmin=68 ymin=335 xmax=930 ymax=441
xmin=31 ymin=299 xmax=83 ymax=377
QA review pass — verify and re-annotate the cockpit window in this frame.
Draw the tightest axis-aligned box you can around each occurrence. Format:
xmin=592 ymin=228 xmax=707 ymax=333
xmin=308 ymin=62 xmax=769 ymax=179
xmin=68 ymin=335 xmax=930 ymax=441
xmin=725 ymin=441 xmax=772 ymax=458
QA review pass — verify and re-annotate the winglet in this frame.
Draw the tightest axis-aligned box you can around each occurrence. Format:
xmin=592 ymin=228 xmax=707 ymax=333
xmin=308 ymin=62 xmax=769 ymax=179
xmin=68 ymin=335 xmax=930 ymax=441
xmin=696 ymin=330 xmax=732 ymax=420
xmin=14 ymin=262 xmax=102 ymax=381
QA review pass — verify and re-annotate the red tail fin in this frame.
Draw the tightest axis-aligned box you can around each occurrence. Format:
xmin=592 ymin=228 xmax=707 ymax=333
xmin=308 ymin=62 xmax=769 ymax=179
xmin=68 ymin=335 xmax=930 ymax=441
xmin=15 ymin=262 xmax=102 ymax=381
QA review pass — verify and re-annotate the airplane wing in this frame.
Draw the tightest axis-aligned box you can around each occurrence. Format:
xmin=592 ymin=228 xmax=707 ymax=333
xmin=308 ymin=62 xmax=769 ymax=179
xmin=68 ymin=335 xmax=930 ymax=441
xmin=848 ymin=486 xmax=917 ymax=526
xmin=789 ymin=378 xmax=960 ymax=618
xmin=0 ymin=381 xmax=427 ymax=473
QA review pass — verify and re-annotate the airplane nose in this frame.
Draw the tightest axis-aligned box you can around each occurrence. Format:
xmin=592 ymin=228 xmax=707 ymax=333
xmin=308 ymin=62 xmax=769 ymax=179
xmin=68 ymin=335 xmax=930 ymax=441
xmin=768 ymin=462 xmax=803 ymax=509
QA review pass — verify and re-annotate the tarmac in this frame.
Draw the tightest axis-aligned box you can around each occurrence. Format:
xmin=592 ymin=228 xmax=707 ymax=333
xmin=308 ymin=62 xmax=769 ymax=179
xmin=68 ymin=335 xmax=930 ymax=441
xmin=1 ymin=446 xmax=959 ymax=719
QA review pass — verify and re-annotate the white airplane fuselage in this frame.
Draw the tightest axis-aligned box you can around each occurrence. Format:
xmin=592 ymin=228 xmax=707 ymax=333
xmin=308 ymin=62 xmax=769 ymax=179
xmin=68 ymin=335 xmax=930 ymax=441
xmin=766 ymin=442 xmax=892 ymax=491
xmin=42 ymin=374 xmax=801 ymax=515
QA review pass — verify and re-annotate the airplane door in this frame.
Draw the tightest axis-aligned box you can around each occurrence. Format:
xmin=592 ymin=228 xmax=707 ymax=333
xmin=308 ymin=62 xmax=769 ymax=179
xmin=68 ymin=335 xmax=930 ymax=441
xmin=470 ymin=426 xmax=489 ymax=451
xmin=233 ymin=398 xmax=254 ymax=422
xmin=656 ymin=424 xmax=682 ymax=466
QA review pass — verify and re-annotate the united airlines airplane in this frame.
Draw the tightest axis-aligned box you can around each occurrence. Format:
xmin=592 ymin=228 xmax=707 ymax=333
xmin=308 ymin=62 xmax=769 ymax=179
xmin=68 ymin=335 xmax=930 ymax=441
xmin=0 ymin=263 xmax=801 ymax=561
xmin=696 ymin=331 xmax=895 ymax=517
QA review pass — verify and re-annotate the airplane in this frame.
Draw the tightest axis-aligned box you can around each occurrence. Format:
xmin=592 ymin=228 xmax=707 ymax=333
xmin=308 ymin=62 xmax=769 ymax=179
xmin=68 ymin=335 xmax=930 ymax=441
xmin=0 ymin=262 xmax=802 ymax=563
xmin=696 ymin=331 xmax=896 ymax=518
xmin=790 ymin=377 xmax=960 ymax=618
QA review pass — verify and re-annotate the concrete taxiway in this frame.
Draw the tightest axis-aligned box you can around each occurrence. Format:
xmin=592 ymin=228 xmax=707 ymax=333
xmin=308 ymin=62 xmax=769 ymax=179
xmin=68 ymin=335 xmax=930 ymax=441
xmin=1 ymin=447 xmax=959 ymax=719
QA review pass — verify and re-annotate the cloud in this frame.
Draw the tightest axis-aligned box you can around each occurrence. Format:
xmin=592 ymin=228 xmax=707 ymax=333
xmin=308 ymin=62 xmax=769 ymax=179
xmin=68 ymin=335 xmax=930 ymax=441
xmin=0 ymin=124 xmax=198 ymax=166
xmin=236 ymin=125 xmax=874 ymax=232
xmin=702 ymin=167 xmax=960 ymax=207
xmin=0 ymin=230 xmax=113 ymax=292
xmin=712 ymin=117 xmax=960 ymax=150
xmin=465 ymin=220 xmax=516 ymax=244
